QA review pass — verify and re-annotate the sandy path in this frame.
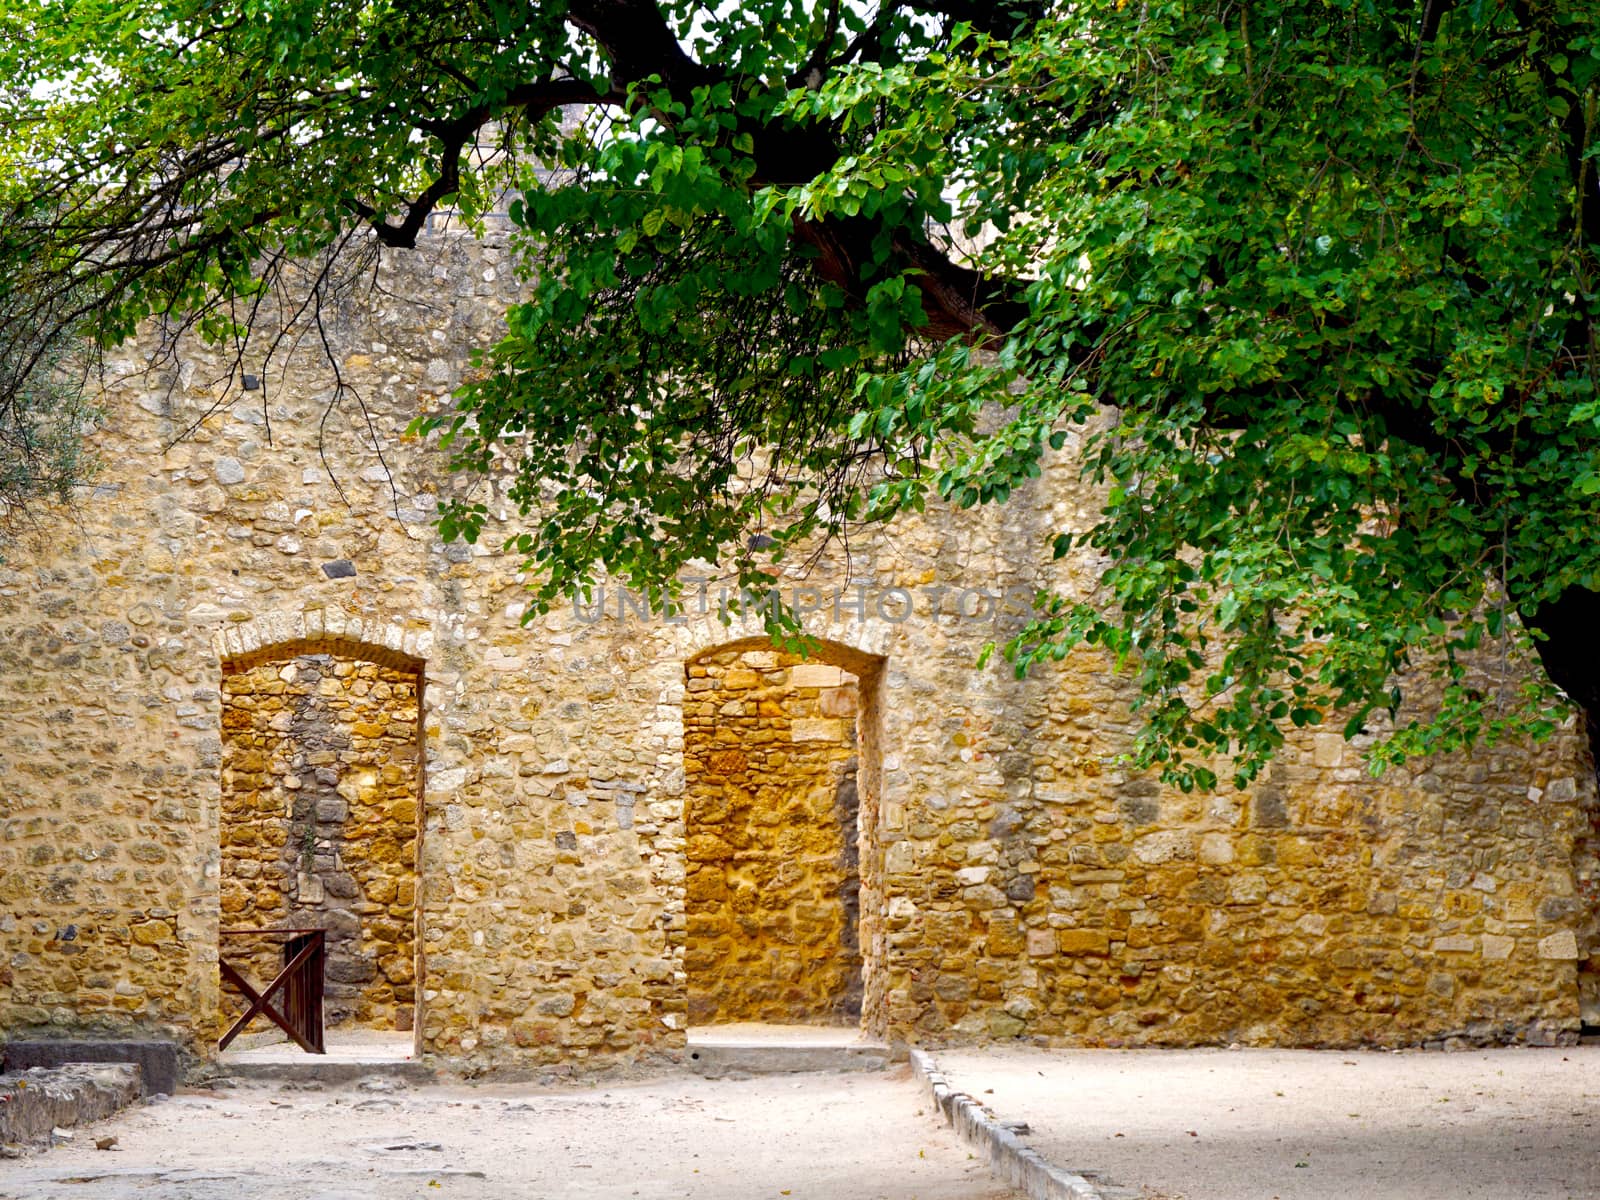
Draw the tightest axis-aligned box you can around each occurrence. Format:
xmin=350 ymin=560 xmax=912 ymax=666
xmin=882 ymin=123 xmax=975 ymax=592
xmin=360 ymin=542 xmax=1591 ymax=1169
xmin=932 ymin=1045 xmax=1600 ymax=1200
xmin=1 ymin=1066 xmax=1017 ymax=1200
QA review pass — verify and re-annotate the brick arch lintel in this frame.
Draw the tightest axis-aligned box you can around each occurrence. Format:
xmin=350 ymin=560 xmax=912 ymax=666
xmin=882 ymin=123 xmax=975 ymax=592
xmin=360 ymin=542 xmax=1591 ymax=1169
xmin=677 ymin=627 xmax=889 ymax=683
xmin=684 ymin=633 xmax=885 ymax=686
xmin=215 ymin=610 xmax=429 ymax=675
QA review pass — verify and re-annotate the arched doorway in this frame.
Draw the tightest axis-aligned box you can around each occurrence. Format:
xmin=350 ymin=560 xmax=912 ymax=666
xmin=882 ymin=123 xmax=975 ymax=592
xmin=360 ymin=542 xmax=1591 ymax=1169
xmin=217 ymin=637 xmax=425 ymax=1054
xmin=681 ymin=637 xmax=885 ymax=1031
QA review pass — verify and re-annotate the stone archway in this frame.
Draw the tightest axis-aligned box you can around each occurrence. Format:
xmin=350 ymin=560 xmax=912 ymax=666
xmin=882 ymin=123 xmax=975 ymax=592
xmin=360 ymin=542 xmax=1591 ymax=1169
xmin=680 ymin=637 xmax=886 ymax=1030
xmin=217 ymin=632 xmax=426 ymax=1049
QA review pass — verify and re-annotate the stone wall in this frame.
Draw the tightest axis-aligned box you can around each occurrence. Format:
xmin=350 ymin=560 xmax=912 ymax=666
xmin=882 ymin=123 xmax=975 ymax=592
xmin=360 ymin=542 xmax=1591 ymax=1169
xmin=220 ymin=654 xmax=419 ymax=1031
xmin=882 ymin=669 xmax=1589 ymax=1045
xmin=684 ymin=648 xmax=863 ymax=1025
xmin=0 ymin=227 xmax=1596 ymax=1075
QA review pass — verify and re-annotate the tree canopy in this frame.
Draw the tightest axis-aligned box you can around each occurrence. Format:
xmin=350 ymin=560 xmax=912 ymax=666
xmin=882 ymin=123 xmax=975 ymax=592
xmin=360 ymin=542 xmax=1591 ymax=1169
xmin=2 ymin=0 xmax=1597 ymax=787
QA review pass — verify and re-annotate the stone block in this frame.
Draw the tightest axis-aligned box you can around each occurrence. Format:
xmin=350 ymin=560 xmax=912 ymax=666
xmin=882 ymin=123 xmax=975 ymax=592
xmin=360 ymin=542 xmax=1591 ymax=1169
xmin=325 ymin=873 xmax=363 ymax=900
xmin=1312 ymin=733 xmax=1344 ymax=767
xmin=790 ymin=664 xmax=844 ymax=688
xmin=1119 ymin=795 xmax=1160 ymax=825
xmin=1005 ymin=876 xmax=1036 ymax=902
xmin=326 ymin=957 xmax=377 ymax=984
xmin=1367 ymin=892 xmax=1398 ymax=916
xmin=1133 ymin=831 xmax=1195 ymax=865
xmin=987 ymin=1012 xmax=1026 ymax=1038
xmin=1481 ymin=935 xmax=1515 ymax=961
xmin=1252 ymin=787 xmax=1289 ymax=828
xmin=2 ymin=1042 xmax=178 ymax=1097
xmin=986 ymin=918 xmax=1026 ymax=957
xmin=790 ymin=718 xmax=845 ymax=743
xmin=1538 ymin=930 xmax=1580 ymax=960
xmin=1057 ymin=929 xmax=1110 ymax=955
xmin=129 ymin=920 xmax=171 ymax=946
xmin=818 ymin=688 xmax=857 ymax=717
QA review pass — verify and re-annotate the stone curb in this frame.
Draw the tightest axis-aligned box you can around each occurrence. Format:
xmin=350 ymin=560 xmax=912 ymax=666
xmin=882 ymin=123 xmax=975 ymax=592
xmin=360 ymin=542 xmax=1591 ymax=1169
xmin=909 ymin=1048 xmax=1107 ymax=1200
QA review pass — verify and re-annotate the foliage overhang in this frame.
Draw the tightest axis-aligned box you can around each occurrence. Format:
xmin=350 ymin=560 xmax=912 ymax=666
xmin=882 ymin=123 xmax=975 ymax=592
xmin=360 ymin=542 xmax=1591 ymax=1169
xmin=2 ymin=0 xmax=1598 ymax=787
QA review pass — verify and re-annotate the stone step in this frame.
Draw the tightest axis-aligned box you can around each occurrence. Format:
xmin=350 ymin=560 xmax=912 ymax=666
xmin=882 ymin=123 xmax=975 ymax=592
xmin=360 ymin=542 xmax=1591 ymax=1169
xmin=2 ymin=1040 xmax=181 ymax=1097
xmin=686 ymin=1026 xmax=897 ymax=1077
xmin=213 ymin=1056 xmax=438 ymax=1086
xmin=214 ymin=1032 xmax=434 ymax=1086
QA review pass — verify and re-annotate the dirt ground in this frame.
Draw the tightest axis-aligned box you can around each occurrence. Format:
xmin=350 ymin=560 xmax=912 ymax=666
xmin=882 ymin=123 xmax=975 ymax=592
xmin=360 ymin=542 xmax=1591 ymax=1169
xmin=933 ymin=1045 xmax=1600 ymax=1200
xmin=0 ymin=1065 xmax=1018 ymax=1200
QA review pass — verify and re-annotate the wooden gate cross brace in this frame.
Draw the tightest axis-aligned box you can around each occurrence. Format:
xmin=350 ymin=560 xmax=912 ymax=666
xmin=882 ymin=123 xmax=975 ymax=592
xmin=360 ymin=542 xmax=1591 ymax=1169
xmin=218 ymin=938 xmax=323 ymax=1054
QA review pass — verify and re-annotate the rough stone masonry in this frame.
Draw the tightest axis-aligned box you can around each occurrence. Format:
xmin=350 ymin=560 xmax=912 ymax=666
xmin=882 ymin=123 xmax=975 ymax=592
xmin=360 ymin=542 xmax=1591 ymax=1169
xmin=0 ymin=226 xmax=1597 ymax=1077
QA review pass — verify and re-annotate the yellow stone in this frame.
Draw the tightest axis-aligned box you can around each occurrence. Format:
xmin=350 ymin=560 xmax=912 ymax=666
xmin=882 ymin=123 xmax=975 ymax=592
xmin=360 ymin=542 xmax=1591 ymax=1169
xmin=1057 ymin=929 xmax=1110 ymax=955
xmin=130 ymin=920 xmax=171 ymax=946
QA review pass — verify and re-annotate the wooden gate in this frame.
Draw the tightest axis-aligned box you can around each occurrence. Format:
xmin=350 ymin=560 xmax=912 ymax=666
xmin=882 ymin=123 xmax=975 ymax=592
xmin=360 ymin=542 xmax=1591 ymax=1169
xmin=218 ymin=928 xmax=327 ymax=1054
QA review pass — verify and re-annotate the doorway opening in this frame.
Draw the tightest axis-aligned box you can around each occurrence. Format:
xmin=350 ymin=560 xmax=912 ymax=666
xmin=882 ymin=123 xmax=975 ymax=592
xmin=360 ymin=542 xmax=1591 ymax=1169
xmin=218 ymin=644 xmax=423 ymax=1057
xmin=682 ymin=640 xmax=884 ymax=1034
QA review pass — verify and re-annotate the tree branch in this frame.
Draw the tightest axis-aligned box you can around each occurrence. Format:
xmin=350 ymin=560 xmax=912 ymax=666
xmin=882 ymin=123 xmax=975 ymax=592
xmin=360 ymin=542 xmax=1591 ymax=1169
xmin=361 ymin=77 xmax=620 ymax=248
